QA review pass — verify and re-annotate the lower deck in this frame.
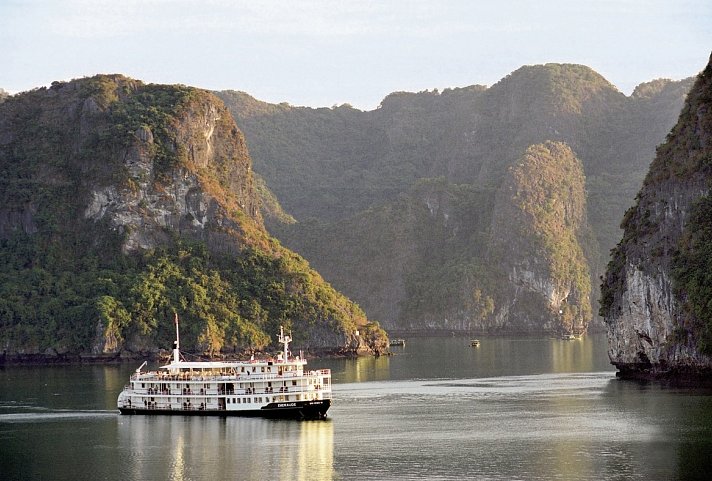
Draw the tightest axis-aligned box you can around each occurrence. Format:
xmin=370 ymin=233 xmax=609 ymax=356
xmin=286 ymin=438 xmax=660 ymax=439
xmin=118 ymin=399 xmax=330 ymax=420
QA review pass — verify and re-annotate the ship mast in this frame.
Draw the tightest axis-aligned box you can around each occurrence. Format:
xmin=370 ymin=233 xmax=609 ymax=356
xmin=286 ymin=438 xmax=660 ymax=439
xmin=279 ymin=325 xmax=291 ymax=361
xmin=173 ymin=312 xmax=180 ymax=364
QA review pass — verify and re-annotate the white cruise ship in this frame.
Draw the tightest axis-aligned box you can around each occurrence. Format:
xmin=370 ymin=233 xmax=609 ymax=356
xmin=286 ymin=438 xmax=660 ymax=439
xmin=117 ymin=320 xmax=331 ymax=420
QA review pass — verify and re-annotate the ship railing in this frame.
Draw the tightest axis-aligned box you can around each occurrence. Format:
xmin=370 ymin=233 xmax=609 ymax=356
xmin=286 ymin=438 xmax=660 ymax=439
xmin=135 ymin=371 xmax=324 ymax=382
xmin=129 ymin=368 xmax=330 ymax=384
xmin=126 ymin=384 xmax=330 ymax=396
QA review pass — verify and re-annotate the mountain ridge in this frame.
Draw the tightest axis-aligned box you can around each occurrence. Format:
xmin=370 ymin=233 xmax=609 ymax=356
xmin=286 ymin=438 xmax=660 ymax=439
xmin=218 ymin=64 xmax=694 ymax=333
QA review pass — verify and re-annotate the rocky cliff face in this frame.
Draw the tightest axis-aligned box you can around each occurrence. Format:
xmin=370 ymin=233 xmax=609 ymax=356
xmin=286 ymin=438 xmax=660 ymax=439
xmin=490 ymin=142 xmax=593 ymax=333
xmin=78 ymin=80 xmax=261 ymax=254
xmin=601 ymin=53 xmax=712 ymax=378
xmin=0 ymin=75 xmax=387 ymax=359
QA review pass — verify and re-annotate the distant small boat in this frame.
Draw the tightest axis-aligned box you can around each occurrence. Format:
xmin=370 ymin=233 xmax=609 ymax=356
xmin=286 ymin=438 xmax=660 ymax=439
xmin=561 ymin=334 xmax=576 ymax=341
xmin=470 ymin=339 xmax=480 ymax=347
xmin=389 ymin=339 xmax=406 ymax=347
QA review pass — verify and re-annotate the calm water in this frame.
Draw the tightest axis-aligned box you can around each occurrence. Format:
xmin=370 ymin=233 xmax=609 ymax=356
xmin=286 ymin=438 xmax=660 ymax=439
xmin=1 ymin=335 xmax=712 ymax=480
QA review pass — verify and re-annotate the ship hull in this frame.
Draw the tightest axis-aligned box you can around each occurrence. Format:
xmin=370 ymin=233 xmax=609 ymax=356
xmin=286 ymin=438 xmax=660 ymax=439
xmin=118 ymin=399 xmax=330 ymax=420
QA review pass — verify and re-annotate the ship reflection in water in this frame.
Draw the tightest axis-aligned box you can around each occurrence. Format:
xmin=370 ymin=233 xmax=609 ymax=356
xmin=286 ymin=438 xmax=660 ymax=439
xmin=118 ymin=416 xmax=334 ymax=481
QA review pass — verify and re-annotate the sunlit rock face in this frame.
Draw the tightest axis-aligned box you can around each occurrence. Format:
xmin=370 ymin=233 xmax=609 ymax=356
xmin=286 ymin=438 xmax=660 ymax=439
xmin=601 ymin=53 xmax=712 ymax=378
xmin=489 ymin=141 xmax=593 ymax=334
xmin=77 ymin=80 xmax=260 ymax=254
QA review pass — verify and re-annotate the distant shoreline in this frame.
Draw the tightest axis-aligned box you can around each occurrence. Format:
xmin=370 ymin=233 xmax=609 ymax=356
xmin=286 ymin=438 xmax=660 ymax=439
xmin=0 ymin=346 xmax=373 ymax=366
xmin=0 ymin=329 xmax=610 ymax=366
xmin=385 ymin=327 xmax=606 ymax=338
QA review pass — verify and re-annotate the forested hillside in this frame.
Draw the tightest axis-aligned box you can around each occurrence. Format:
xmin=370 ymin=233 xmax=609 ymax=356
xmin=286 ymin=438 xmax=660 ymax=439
xmin=0 ymin=75 xmax=387 ymax=360
xmin=218 ymin=65 xmax=693 ymax=332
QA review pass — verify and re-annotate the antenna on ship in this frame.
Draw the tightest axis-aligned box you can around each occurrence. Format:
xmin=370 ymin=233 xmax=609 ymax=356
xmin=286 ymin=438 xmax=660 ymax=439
xmin=279 ymin=325 xmax=291 ymax=361
xmin=173 ymin=311 xmax=180 ymax=364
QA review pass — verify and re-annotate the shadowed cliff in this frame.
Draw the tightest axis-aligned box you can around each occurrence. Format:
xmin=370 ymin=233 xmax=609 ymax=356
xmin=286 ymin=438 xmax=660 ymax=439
xmin=601 ymin=53 xmax=712 ymax=379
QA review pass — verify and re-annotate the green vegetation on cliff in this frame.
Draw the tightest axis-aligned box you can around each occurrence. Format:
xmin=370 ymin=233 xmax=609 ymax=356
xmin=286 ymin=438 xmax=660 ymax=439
xmin=0 ymin=233 xmax=374 ymax=356
xmin=492 ymin=142 xmax=593 ymax=331
xmin=274 ymin=141 xmax=593 ymax=334
xmin=672 ymin=194 xmax=712 ymax=354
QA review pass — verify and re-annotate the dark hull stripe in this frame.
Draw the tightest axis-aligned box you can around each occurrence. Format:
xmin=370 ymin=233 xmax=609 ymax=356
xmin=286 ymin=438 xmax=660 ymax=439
xmin=118 ymin=400 xmax=330 ymax=420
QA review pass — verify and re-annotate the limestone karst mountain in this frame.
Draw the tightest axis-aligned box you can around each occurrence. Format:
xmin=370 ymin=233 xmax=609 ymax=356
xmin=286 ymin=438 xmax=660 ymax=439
xmin=489 ymin=142 xmax=593 ymax=334
xmin=0 ymin=75 xmax=387 ymax=360
xmin=601 ymin=53 xmax=712 ymax=378
xmin=217 ymin=64 xmax=693 ymax=332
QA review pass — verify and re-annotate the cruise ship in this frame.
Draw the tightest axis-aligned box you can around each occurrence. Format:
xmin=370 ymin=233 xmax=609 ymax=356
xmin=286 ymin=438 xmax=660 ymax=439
xmin=117 ymin=319 xmax=331 ymax=420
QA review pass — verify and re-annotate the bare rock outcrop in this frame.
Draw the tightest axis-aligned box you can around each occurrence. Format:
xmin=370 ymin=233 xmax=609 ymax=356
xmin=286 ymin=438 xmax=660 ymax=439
xmin=601 ymin=53 xmax=712 ymax=378
xmin=490 ymin=141 xmax=593 ymax=334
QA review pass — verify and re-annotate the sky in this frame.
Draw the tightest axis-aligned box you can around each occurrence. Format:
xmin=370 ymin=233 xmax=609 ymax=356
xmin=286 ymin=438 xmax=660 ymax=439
xmin=1 ymin=0 xmax=711 ymax=110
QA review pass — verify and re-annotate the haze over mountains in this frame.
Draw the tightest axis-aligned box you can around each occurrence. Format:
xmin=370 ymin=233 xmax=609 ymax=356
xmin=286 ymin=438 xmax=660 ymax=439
xmin=217 ymin=64 xmax=693 ymax=333
xmin=0 ymin=61 xmax=698 ymax=360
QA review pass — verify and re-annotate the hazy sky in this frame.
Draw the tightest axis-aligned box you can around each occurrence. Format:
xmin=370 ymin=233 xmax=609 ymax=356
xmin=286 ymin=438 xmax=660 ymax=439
xmin=2 ymin=0 xmax=711 ymax=110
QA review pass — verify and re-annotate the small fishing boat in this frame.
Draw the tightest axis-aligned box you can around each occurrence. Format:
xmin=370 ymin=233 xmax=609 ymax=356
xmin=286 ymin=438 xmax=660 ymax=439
xmin=389 ymin=339 xmax=406 ymax=347
xmin=117 ymin=316 xmax=331 ymax=420
xmin=470 ymin=339 xmax=480 ymax=347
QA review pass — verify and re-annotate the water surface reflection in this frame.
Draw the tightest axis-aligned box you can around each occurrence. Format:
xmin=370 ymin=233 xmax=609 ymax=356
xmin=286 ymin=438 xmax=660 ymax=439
xmin=2 ymin=334 xmax=712 ymax=480
xmin=117 ymin=416 xmax=334 ymax=481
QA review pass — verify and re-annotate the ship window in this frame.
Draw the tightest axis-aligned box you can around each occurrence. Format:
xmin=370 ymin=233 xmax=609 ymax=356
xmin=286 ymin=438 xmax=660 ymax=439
xmin=324 ymin=378 xmax=329 ymax=385
xmin=252 ymin=367 xmax=256 ymax=372
xmin=227 ymin=398 xmax=231 ymax=404
xmin=261 ymin=367 xmax=265 ymax=372
xmin=292 ymin=380 xmax=297 ymax=386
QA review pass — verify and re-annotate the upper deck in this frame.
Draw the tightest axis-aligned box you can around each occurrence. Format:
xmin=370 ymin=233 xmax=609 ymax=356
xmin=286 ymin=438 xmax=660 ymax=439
xmin=131 ymin=356 xmax=329 ymax=383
